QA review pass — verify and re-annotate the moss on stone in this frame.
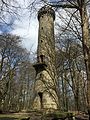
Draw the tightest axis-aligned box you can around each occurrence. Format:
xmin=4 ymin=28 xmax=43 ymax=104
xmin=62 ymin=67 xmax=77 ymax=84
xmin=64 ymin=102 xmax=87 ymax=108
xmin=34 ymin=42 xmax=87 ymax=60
xmin=45 ymin=111 xmax=73 ymax=119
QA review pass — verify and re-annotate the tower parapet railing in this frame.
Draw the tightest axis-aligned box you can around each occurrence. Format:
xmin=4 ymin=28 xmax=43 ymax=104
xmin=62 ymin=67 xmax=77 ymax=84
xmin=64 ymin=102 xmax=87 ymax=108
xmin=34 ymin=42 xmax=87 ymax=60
xmin=33 ymin=55 xmax=48 ymax=68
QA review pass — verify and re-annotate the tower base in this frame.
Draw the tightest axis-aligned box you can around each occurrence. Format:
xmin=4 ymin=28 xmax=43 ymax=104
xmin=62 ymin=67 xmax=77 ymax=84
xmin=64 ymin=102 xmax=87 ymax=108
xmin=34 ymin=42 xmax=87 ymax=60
xmin=33 ymin=91 xmax=58 ymax=110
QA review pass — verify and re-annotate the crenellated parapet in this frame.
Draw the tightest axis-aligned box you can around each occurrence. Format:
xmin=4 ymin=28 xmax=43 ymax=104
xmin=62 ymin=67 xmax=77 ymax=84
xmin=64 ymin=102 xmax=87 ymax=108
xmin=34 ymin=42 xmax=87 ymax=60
xmin=38 ymin=5 xmax=55 ymax=21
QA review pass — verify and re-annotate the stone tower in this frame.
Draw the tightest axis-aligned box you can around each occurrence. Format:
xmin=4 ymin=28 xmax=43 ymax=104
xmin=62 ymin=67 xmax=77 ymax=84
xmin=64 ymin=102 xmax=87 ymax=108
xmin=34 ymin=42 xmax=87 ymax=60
xmin=33 ymin=6 xmax=58 ymax=110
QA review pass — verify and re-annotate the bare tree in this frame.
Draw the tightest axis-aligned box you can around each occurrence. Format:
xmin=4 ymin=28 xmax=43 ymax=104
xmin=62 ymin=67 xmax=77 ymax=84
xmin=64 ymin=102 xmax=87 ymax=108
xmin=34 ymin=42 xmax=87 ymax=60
xmin=48 ymin=0 xmax=90 ymax=116
xmin=0 ymin=34 xmax=35 ymax=112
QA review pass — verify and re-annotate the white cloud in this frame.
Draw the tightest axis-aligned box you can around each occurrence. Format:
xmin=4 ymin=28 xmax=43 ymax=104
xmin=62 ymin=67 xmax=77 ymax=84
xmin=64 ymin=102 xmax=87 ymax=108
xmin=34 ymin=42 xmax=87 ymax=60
xmin=11 ymin=3 xmax=39 ymax=52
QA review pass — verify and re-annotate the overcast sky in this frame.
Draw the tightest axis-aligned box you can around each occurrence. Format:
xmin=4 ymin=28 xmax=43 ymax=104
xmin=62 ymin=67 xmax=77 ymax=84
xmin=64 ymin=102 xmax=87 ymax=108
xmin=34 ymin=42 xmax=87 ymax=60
xmin=0 ymin=0 xmax=40 ymax=52
xmin=0 ymin=0 xmax=80 ymax=52
xmin=10 ymin=0 xmax=39 ymax=52
xmin=0 ymin=0 xmax=63 ymax=52
xmin=11 ymin=13 xmax=38 ymax=52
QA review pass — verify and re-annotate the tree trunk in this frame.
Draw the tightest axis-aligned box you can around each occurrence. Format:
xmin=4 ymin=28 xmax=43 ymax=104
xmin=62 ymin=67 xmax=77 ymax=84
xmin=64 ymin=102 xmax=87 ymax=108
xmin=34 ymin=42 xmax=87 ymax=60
xmin=78 ymin=0 xmax=90 ymax=117
xmin=74 ymin=94 xmax=79 ymax=112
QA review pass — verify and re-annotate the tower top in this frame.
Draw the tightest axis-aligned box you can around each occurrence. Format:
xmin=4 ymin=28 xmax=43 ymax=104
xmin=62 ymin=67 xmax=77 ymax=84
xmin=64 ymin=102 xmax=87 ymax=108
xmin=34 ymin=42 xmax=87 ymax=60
xmin=38 ymin=5 xmax=55 ymax=20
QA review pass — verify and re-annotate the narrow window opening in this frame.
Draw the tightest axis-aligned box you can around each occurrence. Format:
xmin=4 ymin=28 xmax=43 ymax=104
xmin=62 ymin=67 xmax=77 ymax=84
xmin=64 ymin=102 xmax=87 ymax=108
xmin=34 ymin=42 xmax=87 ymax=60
xmin=38 ymin=55 xmax=45 ymax=63
xmin=40 ymin=73 xmax=42 ymax=77
xmin=40 ymin=55 xmax=45 ymax=63
xmin=37 ymin=56 xmax=39 ymax=62
xmin=38 ymin=92 xmax=43 ymax=109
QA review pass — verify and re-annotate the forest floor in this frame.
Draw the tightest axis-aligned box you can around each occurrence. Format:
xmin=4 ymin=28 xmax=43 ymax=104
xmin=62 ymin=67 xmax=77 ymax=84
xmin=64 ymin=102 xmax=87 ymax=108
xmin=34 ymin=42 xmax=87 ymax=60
xmin=0 ymin=111 xmax=89 ymax=120
xmin=0 ymin=112 xmax=32 ymax=120
xmin=0 ymin=110 xmax=45 ymax=120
